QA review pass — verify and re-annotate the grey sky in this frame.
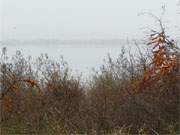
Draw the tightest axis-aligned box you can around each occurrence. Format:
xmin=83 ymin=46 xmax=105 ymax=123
xmin=1 ymin=0 xmax=180 ymax=40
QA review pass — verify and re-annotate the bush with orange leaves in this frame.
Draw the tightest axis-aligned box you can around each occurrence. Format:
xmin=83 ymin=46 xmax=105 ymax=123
xmin=138 ymin=30 xmax=179 ymax=90
xmin=87 ymin=34 xmax=179 ymax=134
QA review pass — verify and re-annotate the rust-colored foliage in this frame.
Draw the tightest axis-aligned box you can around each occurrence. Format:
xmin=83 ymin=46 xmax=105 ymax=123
xmin=138 ymin=31 xmax=179 ymax=91
xmin=0 ymin=73 xmax=40 ymax=100
xmin=17 ymin=77 xmax=40 ymax=91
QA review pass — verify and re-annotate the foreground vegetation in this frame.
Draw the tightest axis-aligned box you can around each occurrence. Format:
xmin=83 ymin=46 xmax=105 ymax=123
xmin=0 ymin=30 xmax=180 ymax=134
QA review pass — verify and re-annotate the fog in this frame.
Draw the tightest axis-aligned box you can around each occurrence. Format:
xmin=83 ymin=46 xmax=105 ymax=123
xmin=1 ymin=0 xmax=180 ymax=41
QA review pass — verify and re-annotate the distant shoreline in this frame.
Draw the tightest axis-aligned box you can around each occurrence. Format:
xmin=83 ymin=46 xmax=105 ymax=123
xmin=1 ymin=39 xmax=145 ymax=46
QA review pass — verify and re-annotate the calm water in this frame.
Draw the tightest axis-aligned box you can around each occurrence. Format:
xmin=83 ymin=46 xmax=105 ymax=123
xmin=1 ymin=44 xmax=139 ymax=77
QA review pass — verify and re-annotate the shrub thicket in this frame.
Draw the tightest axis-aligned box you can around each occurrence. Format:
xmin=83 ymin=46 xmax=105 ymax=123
xmin=0 ymin=31 xmax=179 ymax=134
